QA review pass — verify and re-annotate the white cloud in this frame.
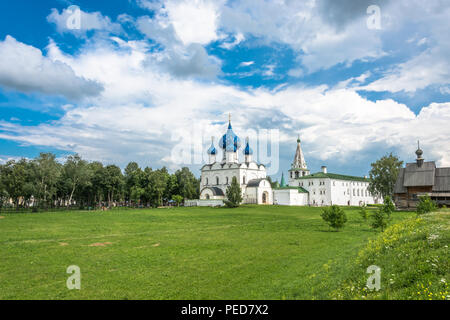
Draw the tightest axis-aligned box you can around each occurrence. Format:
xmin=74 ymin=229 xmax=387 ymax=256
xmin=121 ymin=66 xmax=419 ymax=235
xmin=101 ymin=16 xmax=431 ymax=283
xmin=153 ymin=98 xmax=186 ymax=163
xmin=136 ymin=14 xmax=221 ymax=79
xmin=361 ymin=1 xmax=450 ymax=93
xmin=220 ymin=33 xmax=244 ymax=50
xmin=47 ymin=6 xmax=123 ymax=35
xmin=1 ymin=38 xmax=449 ymax=170
xmin=239 ymin=61 xmax=254 ymax=68
xmin=0 ymin=36 xmax=103 ymax=99
xmin=164 ymin=0 xmax=221 ymax=45
xmin=361 ymin=48 xmax=450 ymax=93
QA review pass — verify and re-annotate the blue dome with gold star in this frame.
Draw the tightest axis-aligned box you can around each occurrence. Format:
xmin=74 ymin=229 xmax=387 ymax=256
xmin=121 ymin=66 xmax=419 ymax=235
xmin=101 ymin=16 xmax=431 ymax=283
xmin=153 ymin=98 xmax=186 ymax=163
xmin=220 ymin=120 xmax=241 ymax=152
xmin=244 ymin=138 xmax=253 ymax=155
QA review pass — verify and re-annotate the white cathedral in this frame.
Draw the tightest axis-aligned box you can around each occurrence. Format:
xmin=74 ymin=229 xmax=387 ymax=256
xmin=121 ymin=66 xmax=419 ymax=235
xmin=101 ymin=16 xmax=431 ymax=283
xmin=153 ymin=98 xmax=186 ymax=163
xmin=186 ymin=117 xmax=382 ymax=207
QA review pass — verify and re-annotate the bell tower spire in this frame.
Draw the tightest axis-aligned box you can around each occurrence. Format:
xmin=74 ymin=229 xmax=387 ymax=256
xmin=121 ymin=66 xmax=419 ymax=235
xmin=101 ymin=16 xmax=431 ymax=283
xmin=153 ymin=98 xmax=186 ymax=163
xmin=293 ymin=134 xmax=307 ymax=170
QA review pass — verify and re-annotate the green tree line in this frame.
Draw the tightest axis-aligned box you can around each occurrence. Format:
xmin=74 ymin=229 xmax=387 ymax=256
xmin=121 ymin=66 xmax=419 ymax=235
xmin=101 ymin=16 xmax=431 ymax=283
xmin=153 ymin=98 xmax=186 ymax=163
xmin=0 ymin=153 xmax=199 ymax=210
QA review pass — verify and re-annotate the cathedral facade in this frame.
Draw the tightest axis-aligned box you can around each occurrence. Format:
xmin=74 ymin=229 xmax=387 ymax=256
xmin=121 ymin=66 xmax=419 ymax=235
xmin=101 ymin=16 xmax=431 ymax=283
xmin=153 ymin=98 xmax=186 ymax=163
xmin=186 ymin=117 xmax=382 ymax=207
xmin=195 ymin=118 xmax=273 ymax=205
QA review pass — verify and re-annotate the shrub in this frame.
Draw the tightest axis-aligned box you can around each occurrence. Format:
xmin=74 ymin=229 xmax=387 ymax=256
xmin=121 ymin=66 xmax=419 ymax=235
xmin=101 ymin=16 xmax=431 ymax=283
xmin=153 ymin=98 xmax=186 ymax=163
xmin=321 ymin=205 xmax=347 ymax=231
xmin=359 ymin=206 xmax=368 ymax=222
xmin=416 ymin=195 xmax=437 ymax=216
xmin=370 ymin=208 xmax=388 ymax=232
xmin=172 ymin=195 xmax=183 ymax=207
xmin=382 ymin=195 xmax=395 ymax=219
xmin=225 ymin=176 xmax=242 ymax=208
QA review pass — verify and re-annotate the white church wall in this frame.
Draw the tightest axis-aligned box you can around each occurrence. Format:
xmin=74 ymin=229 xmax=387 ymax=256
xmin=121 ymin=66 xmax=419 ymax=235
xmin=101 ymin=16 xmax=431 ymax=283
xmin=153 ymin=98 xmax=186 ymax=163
xmin=274 ymin=189 xmax=308 ymax=206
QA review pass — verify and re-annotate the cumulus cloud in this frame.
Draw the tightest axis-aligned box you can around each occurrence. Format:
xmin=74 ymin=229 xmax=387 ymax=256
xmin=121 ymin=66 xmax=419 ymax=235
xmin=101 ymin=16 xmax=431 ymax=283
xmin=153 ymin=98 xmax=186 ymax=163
xmin=164 ymin=0 xmax=221 ymax=45
xmin=47 ymin=6 xmax=123 ymax=35
xmin=0 ymin=36 xmax=103 ymax=100
xmin=361 ymin=1 xmax=450 ymax=93
xmin=0 ymin=38 xmax=449 ymax=171
xmin=136 ymin=14 xmax=221 ymax=79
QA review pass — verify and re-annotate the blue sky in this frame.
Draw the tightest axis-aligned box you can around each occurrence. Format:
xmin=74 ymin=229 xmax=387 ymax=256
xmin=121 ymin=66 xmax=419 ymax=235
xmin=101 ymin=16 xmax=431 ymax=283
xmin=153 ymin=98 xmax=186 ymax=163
xmin=0 ymin=0 xmax=449 ymax=181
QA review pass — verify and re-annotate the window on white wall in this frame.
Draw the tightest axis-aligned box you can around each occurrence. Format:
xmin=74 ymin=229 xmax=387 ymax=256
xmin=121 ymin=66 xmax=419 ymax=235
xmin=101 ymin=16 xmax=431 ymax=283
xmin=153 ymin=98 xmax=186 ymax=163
xmin=216 ymin=177 xmax=219 ymax=185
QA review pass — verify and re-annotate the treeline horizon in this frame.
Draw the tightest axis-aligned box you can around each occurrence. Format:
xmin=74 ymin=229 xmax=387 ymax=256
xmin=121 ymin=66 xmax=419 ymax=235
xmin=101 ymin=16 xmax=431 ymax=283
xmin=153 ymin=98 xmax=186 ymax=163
xmin=0 ymin=152 xmax=200 ymax=210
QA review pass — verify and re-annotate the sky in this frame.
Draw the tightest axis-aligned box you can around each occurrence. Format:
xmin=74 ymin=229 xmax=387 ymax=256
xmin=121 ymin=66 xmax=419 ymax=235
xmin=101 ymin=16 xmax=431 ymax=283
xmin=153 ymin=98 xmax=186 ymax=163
xmin=0 ymin=0 xmax=449 ymax=181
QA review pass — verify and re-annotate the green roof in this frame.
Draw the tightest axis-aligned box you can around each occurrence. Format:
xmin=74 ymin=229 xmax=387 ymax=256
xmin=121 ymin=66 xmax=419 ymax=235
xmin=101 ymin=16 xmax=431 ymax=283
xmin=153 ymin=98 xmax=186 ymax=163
xmin=280 ymin=172 xmax=286 ymax=187
xmin=295 ymin=172 xmax=369 ymax=182
xmin=274 ymin=186 xmax=309 ymax=193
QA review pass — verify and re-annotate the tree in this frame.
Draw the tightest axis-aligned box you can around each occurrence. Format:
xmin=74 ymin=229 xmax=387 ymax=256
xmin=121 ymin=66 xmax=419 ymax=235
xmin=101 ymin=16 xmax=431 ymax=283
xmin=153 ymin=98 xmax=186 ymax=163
xmin=62 ymin=154 xmax=91 ymax=207
xmin=0 ymin=159 xmax=27 ymax=208
xmin=416 ymin=195 xmax=437 ymax=216
xmin=32 ymin=153 xmax=61 ymax=208
xmin=381 ymin=195 xmax=395 ymax=219
xmin=172 ymin=195 xmax=183 ymax=207
xmin=105 ymin=165 xmax=124 ymax=208
xmin=124 ymin=162 xmax=143 ymax=205
xmin=88 ymin=162 xmax=107 ymax=207
xmin=370 ymin=208 xmax=388 ymax=232
xmin=359 ymin=205 xmax=368 ymax=224
xmin=368 ymin=153 xmax=403 ymax=198
xmin=320 ymin=205 xmax=347 ymax=231
xmin=175 ymin=167 xmax=199 ymax=200
xmin=225 ymin=176 xmax=242 ymax=208
xmin=130 ymin=185 xmax=145 ymax=206
xmin=370 ymin=196 xmax=395 ymax=232
xmin=149 ymin=168 xmax=169 ymax=207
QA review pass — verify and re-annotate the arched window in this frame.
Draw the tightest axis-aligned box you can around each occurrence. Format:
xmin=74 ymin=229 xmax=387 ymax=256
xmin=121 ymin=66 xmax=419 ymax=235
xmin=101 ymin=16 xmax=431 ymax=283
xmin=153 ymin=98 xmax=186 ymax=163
xmin=216 ymin=177 xmax=219 ymax=185
xmin=226 ymin=177 xmax=229 ymax=185
xmin=206 ymin=178 xmax=209 ymax=185
xmin=243 ymin=176 xmax=246 ymax=184
xmin=295 ymin=171 xmax=299 ymax=178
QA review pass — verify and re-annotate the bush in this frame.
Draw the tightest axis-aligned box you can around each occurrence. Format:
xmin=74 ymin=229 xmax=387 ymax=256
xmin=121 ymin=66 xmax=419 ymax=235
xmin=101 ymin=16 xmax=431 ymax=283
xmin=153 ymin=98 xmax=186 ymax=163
xmin=382 ymin=196 xmax=395 ymax=219
xmin=321 ymin=205 xmax=347 ymax=231
xmin=416 ymin=195 xmax=437 ymax=216
xmin=370 ymin=208 xmax=388 ymax=232
xmin=359 ymin=206 xmax=368 ymax=222
xmin=172 ymin=195 xmax=183 ymax=207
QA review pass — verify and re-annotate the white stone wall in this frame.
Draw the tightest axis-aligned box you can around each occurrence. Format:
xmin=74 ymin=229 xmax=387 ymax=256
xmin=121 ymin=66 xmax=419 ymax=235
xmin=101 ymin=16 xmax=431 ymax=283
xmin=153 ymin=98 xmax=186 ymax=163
xmin=274 ymin=189 xmax=309 ymax=206
xmin=185 ymin=199 xmax=224 ymax=207
xmin=290 ymin=178 xmax=381 ymax=206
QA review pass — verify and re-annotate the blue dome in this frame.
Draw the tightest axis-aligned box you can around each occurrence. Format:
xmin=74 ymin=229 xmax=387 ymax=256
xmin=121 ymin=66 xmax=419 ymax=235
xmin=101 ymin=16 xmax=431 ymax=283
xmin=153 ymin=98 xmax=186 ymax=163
xmin=220 ymin=121 xmax=241 ymax=152
xmin=207 ymin=140 xmax=216 ymax=155
xmin=244 ymin=139 xmax=253 ymax=155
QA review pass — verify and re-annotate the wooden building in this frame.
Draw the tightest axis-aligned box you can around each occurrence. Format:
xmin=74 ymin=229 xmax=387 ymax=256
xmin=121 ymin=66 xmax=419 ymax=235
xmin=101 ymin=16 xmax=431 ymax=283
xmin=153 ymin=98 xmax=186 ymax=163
xmin=394 ymin=143 xmax=450 ymax=208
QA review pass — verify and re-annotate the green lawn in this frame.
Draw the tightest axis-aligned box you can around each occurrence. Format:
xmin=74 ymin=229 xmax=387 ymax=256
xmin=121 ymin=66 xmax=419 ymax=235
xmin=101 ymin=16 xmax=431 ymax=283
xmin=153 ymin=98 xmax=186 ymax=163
xmin=0 ymin=206 xmax=415 ymax=300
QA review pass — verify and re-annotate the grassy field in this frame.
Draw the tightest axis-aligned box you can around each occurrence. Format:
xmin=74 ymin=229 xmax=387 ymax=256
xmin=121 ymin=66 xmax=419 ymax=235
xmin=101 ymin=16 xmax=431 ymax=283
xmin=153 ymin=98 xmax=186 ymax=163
xmin=0 ymin=205 xmax=420 ymax=299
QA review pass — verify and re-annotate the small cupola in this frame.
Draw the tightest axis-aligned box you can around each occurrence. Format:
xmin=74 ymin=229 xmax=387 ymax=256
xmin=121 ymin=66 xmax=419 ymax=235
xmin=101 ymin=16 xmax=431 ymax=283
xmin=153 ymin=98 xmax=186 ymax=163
xmin=244 ymin=137 xmax=253 ymax=163
xmin=416 ymin=141 xmax=424 ymax=167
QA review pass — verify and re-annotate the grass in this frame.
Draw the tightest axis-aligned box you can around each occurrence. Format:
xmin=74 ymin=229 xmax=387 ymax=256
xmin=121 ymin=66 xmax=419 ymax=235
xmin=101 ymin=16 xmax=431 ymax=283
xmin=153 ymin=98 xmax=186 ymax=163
xmin=333 ymin=208 xmax=450 ymax=300
xmin=0 ymin=205 xmax=419 ymax=300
